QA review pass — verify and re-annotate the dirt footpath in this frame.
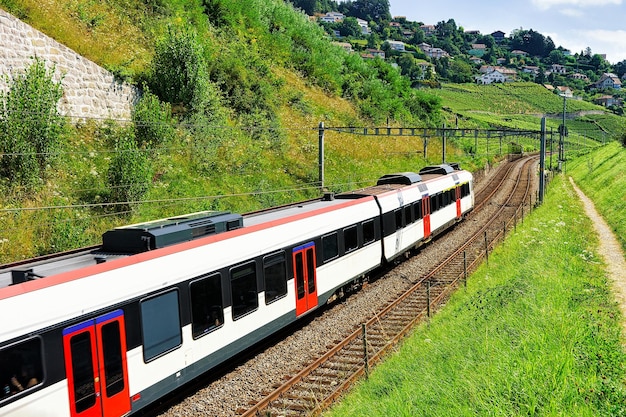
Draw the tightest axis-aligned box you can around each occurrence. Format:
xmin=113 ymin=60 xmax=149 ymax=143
xmin=570 ymin=177 xmax=626 ymax=340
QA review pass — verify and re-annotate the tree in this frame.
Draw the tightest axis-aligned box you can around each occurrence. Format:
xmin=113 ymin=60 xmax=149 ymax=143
xmin=337 ymin=17 xmax=362 ymax=37
xmin=0 ymin=58 xmax=64 ymax=187
xmin=346 ymin=0 xmax=390 ymax=22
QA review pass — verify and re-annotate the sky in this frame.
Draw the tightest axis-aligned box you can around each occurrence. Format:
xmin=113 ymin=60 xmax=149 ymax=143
xmin=389 ymin=0 xmax=626 ymax=64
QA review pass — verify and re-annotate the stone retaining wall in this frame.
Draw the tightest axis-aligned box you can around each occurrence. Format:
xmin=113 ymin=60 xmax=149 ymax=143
xmin=0 ymin=9 xmax=138 ymax=121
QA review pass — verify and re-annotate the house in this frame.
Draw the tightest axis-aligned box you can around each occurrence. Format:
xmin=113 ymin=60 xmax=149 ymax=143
xmin=389 ymin=22 xmax=402 ymax=28
xmin=417 ymin=43 xmax=449 ymax=59
xmin=595 ymin=95 xmax=622 ymax=107
xmin=591 ymin=73 xmax=622 ymax=90
xmin=477 ymin=69 xmax=510 ymax=84
xmin=420 ymin=24 xmax=436 ymax=35
xmin=333 ymin=42 xmax=352 ymax=52
xmin=522 ymin=66 xmax=540 ymax=76
xmin=491 ymin=30 xmax=506 ymax=43
xmin=511 ymin=50 xmax=528 ymax=57
xmin=496 ymin=57 xmax=507 ymax=65
xmin=570 ymin=72 xmax=589 ymax=81
xmin=362 ymin=48 xmax=385 ymax=59
xmin=356 ymin=18 xmax=370 ymax=35
xmin=551 ymin=64 xmax=567 ymax=74
xmin=469 ymin=57 xmax=485 ymax=65
xmin=416 ymin=61 xmax=435 ymax=79
xmin=386 ymin=40 xmax=406 ymax=52
xmin=556 ymin=86 xmax=573 ymax=97
xmin=469 ymin=44 xmax=487 ymax=57
xmin=319 ymin=12 xmax=344 ymax=23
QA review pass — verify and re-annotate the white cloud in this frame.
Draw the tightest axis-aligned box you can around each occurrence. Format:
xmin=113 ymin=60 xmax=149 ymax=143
xmin=531 ymin=0 xmax=621 ymax=10
xmin=550 ymin=29 xmax=626 ymax=62
xmin=559 ymin=8 xmax=585 ymax=15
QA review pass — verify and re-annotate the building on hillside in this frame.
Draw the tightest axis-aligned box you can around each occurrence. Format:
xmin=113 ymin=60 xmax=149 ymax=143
xmin=491 ymin=30 xmax=506 ymax=43
xmin=356 ymin=18 xmax=370 ymax=35
xmin=363 ymin=48 xmax=385 ymax=59
xmin=386 ymin=40 xmax=406 ymax=51
xmin=469 ymin=44 xmax=487 ymax=57
xmin=477 ymin=69 xmax=511 ymax=84
xmin=522 ymin=66 xmax=540 ymax=76
xmin=333 ymin=42 xmax=353 ymax=52
xmin=469 ymin=57 xmax=485 ymax=65
xmin=420 ymin=24 xmax=436 ymax=35
xmin=319 ymin=12 xmax=345 ymax=23
xmin=595 ymin=95 xmax=622 ymax=107
xmin=556 ymin=86 xmax=573 ymax=97
xmin=570 ymin=72 xmax=589 ymax=81
xmin=591 ymin=73 xmax=622 ymax=90
xmin=418 ymin=42 xmax=449 ymax=59
xmin=551 ymin=64 xmax=567 ymax=74
xmin=511 ymin=50 xmax=529 ymax=57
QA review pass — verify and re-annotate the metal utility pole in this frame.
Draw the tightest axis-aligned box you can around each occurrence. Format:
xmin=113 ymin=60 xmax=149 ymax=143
xmin=539 ymin=118 xmax=546 ymax=205
xmin=318 ymin=122 xmax=325 ymax=190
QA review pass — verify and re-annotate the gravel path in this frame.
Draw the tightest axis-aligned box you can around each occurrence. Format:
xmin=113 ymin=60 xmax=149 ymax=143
xmin=569 ymin=177 xmax=626 ymax=339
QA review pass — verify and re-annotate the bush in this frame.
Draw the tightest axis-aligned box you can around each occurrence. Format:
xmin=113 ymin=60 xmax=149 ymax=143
xmin=149 ymin=27 xmax=211 ymax=113
xmin=132 ymin=87 xmax=174 ymax=149
xmin=0 ymin=58 xmax=64 ymax=187
xmin=107 ymin=128 xmax=152 ymax=213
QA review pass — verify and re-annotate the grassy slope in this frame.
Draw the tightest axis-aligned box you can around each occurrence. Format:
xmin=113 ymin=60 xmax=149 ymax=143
xmin=326 ymin=173 xmax=626 ymax=417
xmin=567 ymin=142 xmax=626 ymax=254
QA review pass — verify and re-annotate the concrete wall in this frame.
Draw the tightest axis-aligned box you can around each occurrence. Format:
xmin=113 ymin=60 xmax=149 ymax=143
xmin=0 ymin=9 xmax=138 ymax=121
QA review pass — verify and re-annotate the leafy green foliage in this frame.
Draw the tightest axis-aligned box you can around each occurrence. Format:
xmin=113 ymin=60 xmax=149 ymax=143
xmin=149 ymin=27 xmax=209 ymax=113
xmin=132 ymin=88 xmax=175 ymax=149
xmin=0 ymin=58 xmax=64 ymax=187
xmin=106 ymin=128 xmax=152 ymax=213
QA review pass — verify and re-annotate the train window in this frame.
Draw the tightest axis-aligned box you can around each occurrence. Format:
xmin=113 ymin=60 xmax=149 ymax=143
xmin=264 ymin=252 xmax=287 ymax=304
xmin=101 ymin=321 xmax=125 ymax=397
xmin=414 ymin=201 xmax=423 ymax=220
xmin=70 ymin=332 xmax=97 ymax=412
xmin=231 ymin=262 xmax=259 ymax=320
xmin=295 ymin=251 xmax=305 ymax=299
xmin=322 ymin=232 xmax=339 ymax=262
xmin=462 ymin=183 xmax=470 ymax=197
xmin=448 ymin=189 xmax=456 ymax=204
xmin=0 ymin=338 xmax=43 ymax=402
xmin=394 ymin=209 xmax=403 ymax=230
xmin=404 ymin=205 xmax=413 ymax=225
xmin=363 ymin=220 xmax=375 ymax=245
xmin=140 ymin=290 xmax=182 ymax=362
xmin=344 ymin=225 xmax=358 ymax=253
xmin=431 ymin=193 xmax=439 ymax=212
xmin=190 ymin=273 xmax=224 ymax=339
xmin=307 ymin=249 xmax=316 ymax=294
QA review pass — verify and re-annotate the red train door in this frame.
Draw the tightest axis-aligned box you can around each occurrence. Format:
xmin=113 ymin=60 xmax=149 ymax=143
xmin=422 ymin=196 xmax=431 ymax=238
xmin=455 ymin=186 xmax=462 ymax=218
xmin=293 ymin=242 xmax=318 ymax=316
xmin=62 ymin=310 xmax=131 ymax=417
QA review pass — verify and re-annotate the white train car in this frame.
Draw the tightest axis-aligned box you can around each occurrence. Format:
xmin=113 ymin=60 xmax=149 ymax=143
xmin=0 ymin=164 xmax=473 ymax=417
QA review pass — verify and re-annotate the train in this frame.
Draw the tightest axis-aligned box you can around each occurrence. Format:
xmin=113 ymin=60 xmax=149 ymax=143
xmin=0 ymin=163 xmax=473 ymax=417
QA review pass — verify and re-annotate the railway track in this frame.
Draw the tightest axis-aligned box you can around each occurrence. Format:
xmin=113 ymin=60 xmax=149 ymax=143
xmin=238 ymin=156 xmax=538 ymax=417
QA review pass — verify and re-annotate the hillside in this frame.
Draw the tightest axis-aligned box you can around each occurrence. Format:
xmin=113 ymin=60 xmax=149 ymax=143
xmin=0 ymin=0 xmax=623 ymax=264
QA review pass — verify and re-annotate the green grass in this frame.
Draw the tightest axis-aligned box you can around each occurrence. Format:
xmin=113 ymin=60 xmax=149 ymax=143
xmin=567 ymin=142 xmax=626 ymax=254
xmin=326 ymin=174 xmax=626 ymax=417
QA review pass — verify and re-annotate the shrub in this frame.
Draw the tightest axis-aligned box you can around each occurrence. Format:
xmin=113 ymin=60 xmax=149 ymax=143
xmin=132 ymin=87 xmax=174 ymax=149
xmin=149 ymin=27 xmax=208 ymax=113
xmin=0 ymin=58 xmax=64 ymax=187
xmin=107 ymin=128 xmax=152 ymax=213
